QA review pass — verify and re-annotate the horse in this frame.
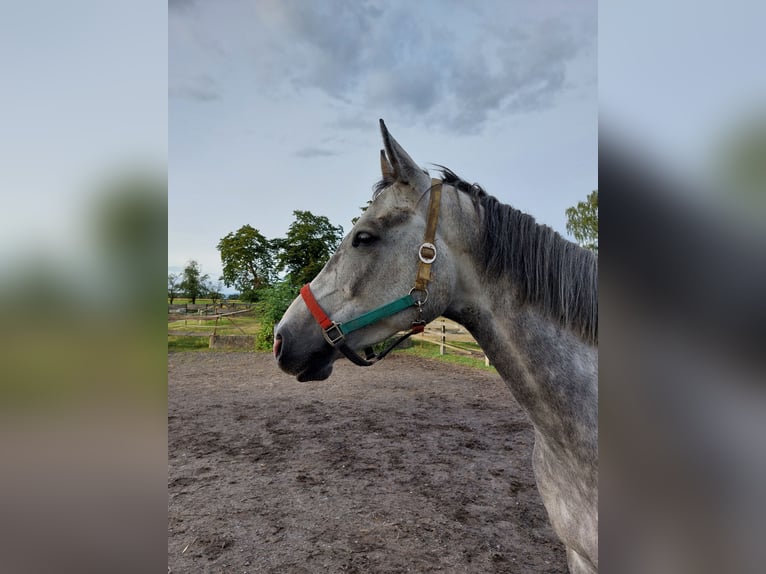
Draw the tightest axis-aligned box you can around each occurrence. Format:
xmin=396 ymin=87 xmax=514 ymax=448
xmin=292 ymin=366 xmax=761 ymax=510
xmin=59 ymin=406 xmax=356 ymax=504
xmin=275 ymin=120 xmax=598 ymax=573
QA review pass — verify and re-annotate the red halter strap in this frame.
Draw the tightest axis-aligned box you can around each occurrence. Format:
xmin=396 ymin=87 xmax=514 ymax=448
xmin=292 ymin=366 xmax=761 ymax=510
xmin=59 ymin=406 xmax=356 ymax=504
xmin=300 ymin=284 xmax=333 ymax=331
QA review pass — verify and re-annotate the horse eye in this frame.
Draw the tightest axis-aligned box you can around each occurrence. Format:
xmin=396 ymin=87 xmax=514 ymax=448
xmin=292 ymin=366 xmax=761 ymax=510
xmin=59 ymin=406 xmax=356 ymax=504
xmin=352 ymin=231 xmax=377 ymax=247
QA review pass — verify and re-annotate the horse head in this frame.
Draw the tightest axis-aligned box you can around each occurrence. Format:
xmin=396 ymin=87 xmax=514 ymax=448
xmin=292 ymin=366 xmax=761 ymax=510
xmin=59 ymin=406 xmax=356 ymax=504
xmin=275 ymin=120 xmax=460 ymax=381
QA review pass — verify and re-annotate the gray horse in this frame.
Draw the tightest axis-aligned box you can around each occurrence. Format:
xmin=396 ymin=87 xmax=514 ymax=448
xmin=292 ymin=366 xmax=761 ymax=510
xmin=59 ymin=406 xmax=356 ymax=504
xmin=275 ymin=120 xmax=598 ymax=573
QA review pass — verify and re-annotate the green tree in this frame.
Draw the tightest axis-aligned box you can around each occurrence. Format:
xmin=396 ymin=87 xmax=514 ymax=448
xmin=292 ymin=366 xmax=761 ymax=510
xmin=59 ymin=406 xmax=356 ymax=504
xmin=206 ymin=279 xmax=223 ymax=307
xmin=565 ymin=190 xmax=598 ymax=253
xmin=275 ymin=210 xmax=344 ymax=287
xmin=180 ymin=260 xmax=208 ymax=304
xmin=217 ymin=225 xmax=275 ymax=302
xmin=254 ymin=280 xmax=300 ymax=351
xmin=168 ymin=273 xmax=179 ymax=304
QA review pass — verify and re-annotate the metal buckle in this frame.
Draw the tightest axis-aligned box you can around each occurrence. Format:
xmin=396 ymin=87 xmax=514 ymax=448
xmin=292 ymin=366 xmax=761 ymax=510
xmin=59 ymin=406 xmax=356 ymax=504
xmin=409 ymin=287 xmax=429 ymax=306
xmin=322 ymin=322 xmax=345 ymax=346
xmin=418 ymin=242 xmax=437 ymax=264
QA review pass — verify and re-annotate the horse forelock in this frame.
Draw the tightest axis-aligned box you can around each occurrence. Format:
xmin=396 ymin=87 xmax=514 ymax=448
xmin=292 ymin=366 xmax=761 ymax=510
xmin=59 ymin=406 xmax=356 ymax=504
xmin=372 ymin=176 xmax=395 ymax=200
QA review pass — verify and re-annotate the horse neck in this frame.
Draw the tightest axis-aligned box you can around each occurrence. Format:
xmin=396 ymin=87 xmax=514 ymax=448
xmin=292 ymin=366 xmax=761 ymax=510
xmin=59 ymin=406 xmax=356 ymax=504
xmin=444 ymin=251 xmax=598 ymax=458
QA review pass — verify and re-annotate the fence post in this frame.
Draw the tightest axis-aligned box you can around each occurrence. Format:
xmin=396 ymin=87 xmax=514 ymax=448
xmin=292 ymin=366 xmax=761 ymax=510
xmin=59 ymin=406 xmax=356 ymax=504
xmin=440 ymin=320 xmax=446 ymax=356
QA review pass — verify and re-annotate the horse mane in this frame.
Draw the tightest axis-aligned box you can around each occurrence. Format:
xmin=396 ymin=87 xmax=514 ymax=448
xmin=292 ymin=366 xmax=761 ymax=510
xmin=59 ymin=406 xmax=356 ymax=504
xmin=440 ymin=167 xmax=598 ymax=344
xmin=370 ymin=168 xmax=598 ymax=344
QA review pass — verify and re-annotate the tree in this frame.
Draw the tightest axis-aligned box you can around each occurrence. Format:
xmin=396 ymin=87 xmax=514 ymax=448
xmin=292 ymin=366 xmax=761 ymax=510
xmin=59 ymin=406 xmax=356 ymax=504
xmin=206 ymin=279 xmax=223 ymax=307
xmin=565 ymin=190 xmax=598 ymax=253
xmin=275 ymin=210 xmax=344 ymax=287
xmin=254 ymin=280 xmax=300 ymax=351
xmin=168 ymin=273 xmax=180 ymax=304
xmin=179 ymin=260 xmax=209 ymax=304
xmin=217 ymin=225 xmax=275 ymax=302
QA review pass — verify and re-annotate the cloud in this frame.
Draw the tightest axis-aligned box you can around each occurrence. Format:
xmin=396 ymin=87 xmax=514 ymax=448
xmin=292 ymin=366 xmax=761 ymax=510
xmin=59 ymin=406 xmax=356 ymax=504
xmin=168 ymin=74 xmax=221 ymax=102
xmin=171 ymin=1 xmax=595 ymax=132
xmin=168 ymin=0 xmax=197 ymax=12
xmin=293 ymin=146 xmax=339 ymax=159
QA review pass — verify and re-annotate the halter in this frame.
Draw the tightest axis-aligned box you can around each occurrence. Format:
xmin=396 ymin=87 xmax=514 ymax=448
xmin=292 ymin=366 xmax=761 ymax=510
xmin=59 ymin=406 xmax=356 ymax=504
xmin=300 ymin=179 xmax=443 ymax=366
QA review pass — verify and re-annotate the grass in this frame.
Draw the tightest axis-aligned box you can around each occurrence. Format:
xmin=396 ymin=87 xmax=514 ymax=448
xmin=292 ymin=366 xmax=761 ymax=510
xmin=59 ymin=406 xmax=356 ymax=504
xmin=167 ymin=335 xmax=210 ymax=351
xmin=397 ymin=339 xmax=496 ymax=372
xmin=436 ymin=340 xmax=484 ymax=353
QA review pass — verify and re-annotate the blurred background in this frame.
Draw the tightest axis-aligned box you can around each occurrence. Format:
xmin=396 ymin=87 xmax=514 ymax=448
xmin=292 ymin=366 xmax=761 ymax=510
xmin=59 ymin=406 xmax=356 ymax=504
xmin=600 ymin=1 xmax=766 ymax=573
xmin=0 ymin=2 xmax=166 ymax=572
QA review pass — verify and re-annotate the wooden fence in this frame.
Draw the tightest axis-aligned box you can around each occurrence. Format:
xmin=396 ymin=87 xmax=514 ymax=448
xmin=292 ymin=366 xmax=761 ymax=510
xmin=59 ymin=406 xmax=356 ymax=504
xmin=168 ymin=302 xmax=252 ymax=315
xmin=418 ymin=318 xmax=490 ymax=366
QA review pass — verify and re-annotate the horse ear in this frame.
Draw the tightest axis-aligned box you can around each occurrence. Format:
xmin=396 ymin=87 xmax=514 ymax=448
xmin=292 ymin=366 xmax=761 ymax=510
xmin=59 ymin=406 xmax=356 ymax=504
xmin=380 ymin=149 xmax=394 ymax=180
xmin=379 ymin=119 xmax=430 ymax=190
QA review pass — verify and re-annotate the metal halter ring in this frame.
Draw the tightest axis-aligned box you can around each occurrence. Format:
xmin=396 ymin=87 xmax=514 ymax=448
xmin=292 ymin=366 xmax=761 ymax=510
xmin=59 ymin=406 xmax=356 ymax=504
xmin=409 ymin=287 xmax=429 ymax=306
xmin=418 ymin=242 xmax=437 ymax=264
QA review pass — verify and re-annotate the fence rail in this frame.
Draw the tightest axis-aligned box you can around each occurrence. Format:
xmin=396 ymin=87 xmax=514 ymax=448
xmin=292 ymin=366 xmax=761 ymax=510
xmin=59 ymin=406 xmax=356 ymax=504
xmin=417 ymin=318 xmax=490 ymax=366
xmin=168 ymin=302 xmax=253 ymax=314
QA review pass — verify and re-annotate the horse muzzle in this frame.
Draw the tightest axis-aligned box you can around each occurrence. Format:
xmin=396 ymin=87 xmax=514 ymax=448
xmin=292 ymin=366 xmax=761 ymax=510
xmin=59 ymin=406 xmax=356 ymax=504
xmin=274 ymin=322 xmax=337 ymax=382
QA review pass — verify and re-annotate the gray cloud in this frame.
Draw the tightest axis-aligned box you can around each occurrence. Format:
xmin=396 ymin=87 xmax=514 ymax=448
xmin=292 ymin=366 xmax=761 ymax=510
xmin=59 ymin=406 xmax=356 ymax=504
xmin=168 ymin=74 xmax=221 ymax=102
xmin=293 ymin=147 xmax=339 ymax=159
xmin=171 ymin=1 xmax=595 ymax=132
xmin=168 ymin=0 xmax=197 ymax=12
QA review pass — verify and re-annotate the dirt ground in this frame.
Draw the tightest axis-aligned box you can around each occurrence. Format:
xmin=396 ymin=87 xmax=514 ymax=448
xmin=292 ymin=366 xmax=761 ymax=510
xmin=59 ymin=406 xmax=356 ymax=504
xmin=168 ymin=351 xmax=567 ymax=573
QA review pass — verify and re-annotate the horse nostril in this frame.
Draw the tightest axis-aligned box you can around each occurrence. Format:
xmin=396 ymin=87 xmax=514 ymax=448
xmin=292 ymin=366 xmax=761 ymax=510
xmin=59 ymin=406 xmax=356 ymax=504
xmin=273 ymin=332 xmax=283 ymax=359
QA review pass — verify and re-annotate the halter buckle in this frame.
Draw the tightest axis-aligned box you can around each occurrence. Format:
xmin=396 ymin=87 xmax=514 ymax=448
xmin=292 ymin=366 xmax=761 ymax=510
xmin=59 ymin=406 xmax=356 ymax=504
xmin=409 ymin=287 xmax=429 ymax=306
xmin=418 ymin=242 xmax=437 ymax=264
xmin=322 ymin=322 xmax=345 ymax=346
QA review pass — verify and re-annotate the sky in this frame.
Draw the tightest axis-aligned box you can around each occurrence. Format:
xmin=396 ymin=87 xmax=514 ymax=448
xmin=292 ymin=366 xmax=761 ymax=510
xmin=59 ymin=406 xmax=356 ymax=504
xmin=169 ymin=0 xmax=598 ymax=290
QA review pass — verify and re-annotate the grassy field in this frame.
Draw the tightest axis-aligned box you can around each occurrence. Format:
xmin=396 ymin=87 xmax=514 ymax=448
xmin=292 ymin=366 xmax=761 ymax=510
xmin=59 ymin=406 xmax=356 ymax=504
xmin=167 ymin=335 xmax=211 ymax=351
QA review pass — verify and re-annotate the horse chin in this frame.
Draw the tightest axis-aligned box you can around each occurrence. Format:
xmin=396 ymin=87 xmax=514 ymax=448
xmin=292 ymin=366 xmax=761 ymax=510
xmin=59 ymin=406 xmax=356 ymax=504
xmin=296 ymin=362 xmax=334 ymax=382
xmin=279 ymin=346 xmax=338 ymax=382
